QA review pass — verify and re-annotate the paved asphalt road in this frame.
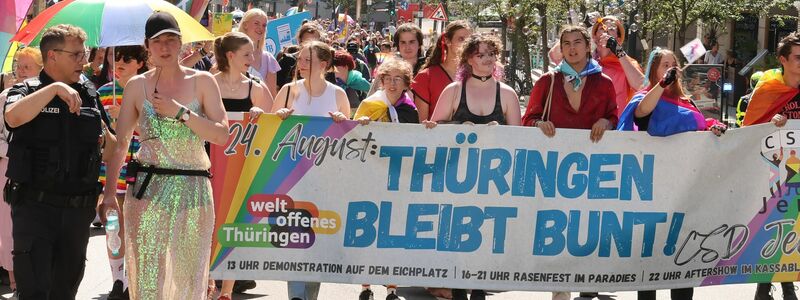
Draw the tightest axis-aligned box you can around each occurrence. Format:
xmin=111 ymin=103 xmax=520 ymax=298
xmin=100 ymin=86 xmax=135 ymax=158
xmin=0 ymin=226 xmax=789 ymax=299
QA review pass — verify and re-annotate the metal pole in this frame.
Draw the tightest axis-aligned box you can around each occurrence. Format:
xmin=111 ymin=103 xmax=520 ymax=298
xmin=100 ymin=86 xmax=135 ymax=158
xmin=418 ymin=1 xmax=423 ymax=27
xmin=356 ymin=0 xmax=362 ymax=21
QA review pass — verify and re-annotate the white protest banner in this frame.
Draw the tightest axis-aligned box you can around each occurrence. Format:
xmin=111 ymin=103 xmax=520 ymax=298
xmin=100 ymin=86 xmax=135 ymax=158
xmin=209 ymin=114 xmax=800 ymax=292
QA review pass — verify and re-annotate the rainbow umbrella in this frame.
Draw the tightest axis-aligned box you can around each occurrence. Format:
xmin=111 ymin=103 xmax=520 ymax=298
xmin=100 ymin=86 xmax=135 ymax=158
xmin=11 ymin=0 xmax=214 ymax=47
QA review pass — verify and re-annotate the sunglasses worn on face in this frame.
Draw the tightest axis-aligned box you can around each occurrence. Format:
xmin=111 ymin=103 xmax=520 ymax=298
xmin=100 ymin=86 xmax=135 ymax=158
xmin=115 ymin=53 xmax=137 ymax=63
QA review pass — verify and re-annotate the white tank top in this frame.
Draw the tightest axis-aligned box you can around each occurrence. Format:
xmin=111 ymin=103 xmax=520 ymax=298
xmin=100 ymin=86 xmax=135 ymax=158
xmin=291 ymin=79 xmax=339 ymax=117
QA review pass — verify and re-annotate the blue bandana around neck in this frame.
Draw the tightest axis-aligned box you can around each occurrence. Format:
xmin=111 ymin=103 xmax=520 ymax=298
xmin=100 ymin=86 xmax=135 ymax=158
xmin=556 ymin=58 xmax=603 ymax=91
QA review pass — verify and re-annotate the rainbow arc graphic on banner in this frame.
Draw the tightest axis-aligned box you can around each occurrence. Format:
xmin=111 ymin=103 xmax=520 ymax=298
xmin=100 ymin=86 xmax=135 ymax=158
xmin=209 ymin=115 xmax=356 ymax=270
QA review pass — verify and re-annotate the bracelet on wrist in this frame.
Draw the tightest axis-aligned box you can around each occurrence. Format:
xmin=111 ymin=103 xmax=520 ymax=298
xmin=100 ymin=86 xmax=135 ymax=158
xmin=175 ymin=106 xmax=187 ymax=120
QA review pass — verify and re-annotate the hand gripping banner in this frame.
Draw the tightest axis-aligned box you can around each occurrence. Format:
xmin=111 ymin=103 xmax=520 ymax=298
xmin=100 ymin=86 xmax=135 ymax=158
xmin=209 ymin=113 xmax=800 ymax=292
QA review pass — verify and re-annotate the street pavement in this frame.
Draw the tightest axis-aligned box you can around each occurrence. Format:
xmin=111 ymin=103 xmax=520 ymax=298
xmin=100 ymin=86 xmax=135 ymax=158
xmin=0 ymin=226 xmax=787 ymax=299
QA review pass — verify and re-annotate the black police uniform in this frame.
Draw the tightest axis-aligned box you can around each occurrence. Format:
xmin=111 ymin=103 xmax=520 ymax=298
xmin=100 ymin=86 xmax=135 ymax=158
xmin=4 ymin=70 xmax=108 ymax=299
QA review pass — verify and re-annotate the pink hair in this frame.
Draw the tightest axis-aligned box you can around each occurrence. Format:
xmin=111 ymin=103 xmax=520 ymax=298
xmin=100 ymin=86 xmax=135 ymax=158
xmin=455 ymin=62 xmax=504 ymax=83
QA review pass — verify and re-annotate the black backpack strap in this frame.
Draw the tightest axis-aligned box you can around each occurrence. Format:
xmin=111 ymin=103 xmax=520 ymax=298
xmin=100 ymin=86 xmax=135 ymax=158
xmin=96 ymin=96 xmax=114 ymax=135
xmin=284 ymin=85 xmax=291 ymax=108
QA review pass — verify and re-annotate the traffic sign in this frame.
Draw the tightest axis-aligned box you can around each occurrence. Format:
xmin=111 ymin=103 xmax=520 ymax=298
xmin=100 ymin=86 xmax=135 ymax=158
xmin=707 ymin=67 xmax=721 ymax=82
xmin=429 ymin=3 xmax=447 ymax=21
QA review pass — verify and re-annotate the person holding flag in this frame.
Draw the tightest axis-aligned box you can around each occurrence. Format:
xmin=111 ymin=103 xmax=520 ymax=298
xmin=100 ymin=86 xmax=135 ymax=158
xmin=743 ymin=33 xmax=800 ymax=126
xmin=617 ymin=47 xmax=727 ymax=137
xmin=742 ymin=31 xmax=800 ymax=300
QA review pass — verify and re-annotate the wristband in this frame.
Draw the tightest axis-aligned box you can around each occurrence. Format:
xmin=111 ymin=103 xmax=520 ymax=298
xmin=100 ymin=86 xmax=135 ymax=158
xmin=198 ymin=48 xmax=208 ymax=57
xmin=175 ymin=106 xmax=187 ymax=120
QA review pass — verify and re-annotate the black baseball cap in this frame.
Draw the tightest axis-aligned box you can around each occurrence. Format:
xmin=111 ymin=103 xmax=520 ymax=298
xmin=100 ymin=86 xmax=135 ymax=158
xmin=346 ymin=42 xmax=359 ymax=53
xmin=146 ymin=11 xmax=181 ymax=39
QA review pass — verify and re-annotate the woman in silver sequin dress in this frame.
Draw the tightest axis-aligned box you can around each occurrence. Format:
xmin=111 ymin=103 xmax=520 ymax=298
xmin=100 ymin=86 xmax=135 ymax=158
xmin=100 ymin=12 xmax=229 ymax=299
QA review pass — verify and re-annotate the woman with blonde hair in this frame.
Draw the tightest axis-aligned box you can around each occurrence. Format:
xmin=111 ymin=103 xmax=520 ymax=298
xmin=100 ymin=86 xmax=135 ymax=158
xmin=237 ymin=8 xmax=281 ymax=98
xmin=1 ymin=47 xmax=43 ymax=90
xmin=211 ymin=31 xmax=272 ymax=300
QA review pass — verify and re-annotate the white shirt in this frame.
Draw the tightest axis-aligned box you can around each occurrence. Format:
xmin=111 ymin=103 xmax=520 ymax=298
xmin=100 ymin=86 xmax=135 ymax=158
xmin=704 ymin=51 xmax=723 ymax=65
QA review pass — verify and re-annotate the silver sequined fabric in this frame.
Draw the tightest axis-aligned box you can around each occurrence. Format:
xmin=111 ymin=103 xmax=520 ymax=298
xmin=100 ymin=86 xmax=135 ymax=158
xmin=124 ymin=100 xmax=214 ymax=299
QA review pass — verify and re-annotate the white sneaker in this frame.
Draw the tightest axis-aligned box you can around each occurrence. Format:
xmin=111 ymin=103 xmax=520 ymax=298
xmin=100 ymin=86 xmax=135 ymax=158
xmin=92 ymin=213 xmax=103 ymax=227
xmin=552 ymin=291 xmax=571 ymax=300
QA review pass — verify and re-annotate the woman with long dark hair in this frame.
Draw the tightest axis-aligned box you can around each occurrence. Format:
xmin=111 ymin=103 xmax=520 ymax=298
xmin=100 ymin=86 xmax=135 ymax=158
xmin=410 ymin=20 xmax=471 ymax=121
xmin=394 ymin=23 xmax=426 ymax=75
xmin=523 ymin=27 xmax=618 ymax=299
xmin=96 ymin=44 xmax=149 ymax=299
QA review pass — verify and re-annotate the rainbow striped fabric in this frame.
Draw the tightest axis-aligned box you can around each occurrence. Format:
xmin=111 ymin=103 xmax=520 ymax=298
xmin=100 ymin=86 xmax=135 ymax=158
xmin=97 ymin=80 xmax=140 ymax=195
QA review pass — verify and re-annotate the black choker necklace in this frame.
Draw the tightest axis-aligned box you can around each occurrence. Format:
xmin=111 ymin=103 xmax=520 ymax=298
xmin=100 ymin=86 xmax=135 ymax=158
xmin=471 ymin=74 xmax=492 ymax=82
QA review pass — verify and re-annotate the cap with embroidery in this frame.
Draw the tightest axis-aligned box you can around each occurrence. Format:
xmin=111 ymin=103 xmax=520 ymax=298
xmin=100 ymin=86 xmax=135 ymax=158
xmin=145 ymin=11 xmax=181 ymax=40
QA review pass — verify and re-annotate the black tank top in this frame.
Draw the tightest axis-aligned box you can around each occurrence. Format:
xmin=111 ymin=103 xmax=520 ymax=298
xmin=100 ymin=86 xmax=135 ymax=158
xmin=221 ymin=78 xmax=254 ymax=112
xmin=452 ymin=82 xmax=506 ymax=125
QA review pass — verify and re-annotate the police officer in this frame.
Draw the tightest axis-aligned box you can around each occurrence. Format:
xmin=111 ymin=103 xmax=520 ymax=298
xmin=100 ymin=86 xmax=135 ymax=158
xmin=4 ymin=24 xmax=117 ymax=299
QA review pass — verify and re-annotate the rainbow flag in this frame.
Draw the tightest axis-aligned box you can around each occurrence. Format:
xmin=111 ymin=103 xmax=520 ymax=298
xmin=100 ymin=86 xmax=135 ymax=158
xmin=699 ymin=179 xmax=800 ymax=285
xmin=743 ymin=69 xmax=799 ymax=126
